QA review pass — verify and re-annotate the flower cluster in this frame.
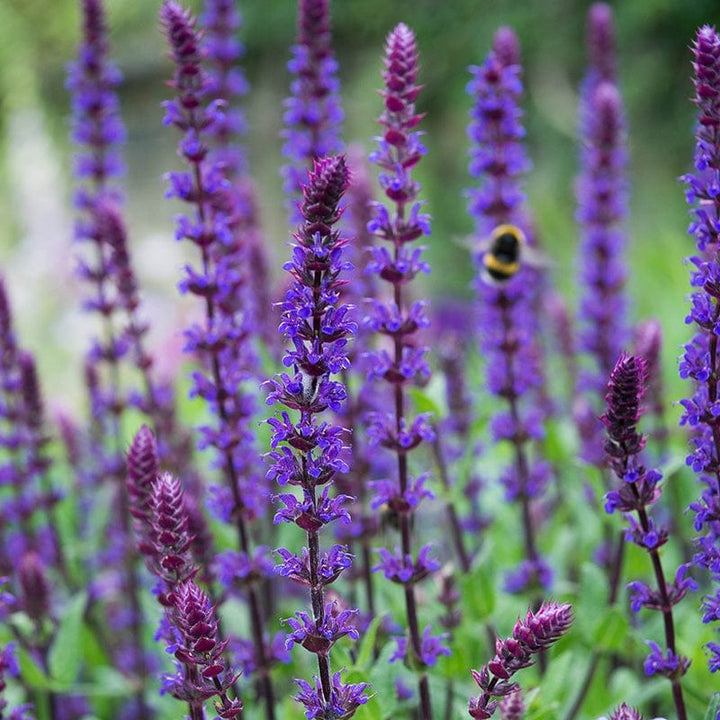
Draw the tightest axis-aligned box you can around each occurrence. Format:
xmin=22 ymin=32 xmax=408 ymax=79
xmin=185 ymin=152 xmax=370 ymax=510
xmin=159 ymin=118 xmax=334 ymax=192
xmin=281 ymin=0 xmax=344 ymax=217
xmin=467 ymin=27 xmax=552 ymax=595
xmin=127 ymin=427 xmax=242 ymax=718
xmin=680 ymin=24 xmax=720 ymax=677
xmin=267 ymin=154 xmax=367 ymax=720
xmin=603 ymin=354 xmax=691 ymax=716
xmin=468 ymin=602 xmax=573 ymax=719
xmin=161 ymin=4 xmax=279 ymax=708
xmin=575 ymin=3 xmax=630 ymax=463
xmin=363 ymin=24 xmax=447 ymax=712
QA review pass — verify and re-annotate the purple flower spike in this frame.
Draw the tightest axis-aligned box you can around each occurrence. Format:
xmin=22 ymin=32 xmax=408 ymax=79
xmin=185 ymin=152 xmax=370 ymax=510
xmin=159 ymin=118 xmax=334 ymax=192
xmin=603 ymin=354 xmax=690 ymax=716
xmin=364 ymin=23 xmax=442 ymax=714
xmin=169 ymin=580 xmax=242 ymax=718
xmin=576 ymin=80 xmax=629 ymax=395
xmin=67 ymin=0 xmax=125 ymax=192
xmin=281 ymin=0 xmax=344 ymax=218
xmin=468 ymin=602 xmax=573 ymax=719
xmin=467 ymin=27 xmax=552 ymax=597
xmin=268 ymin=154 xmax=365 ymax=718
xmin=680 ymin=27 xmax=720 ymax=687
xmin=161 ymin=4 xmax=276 ymax=711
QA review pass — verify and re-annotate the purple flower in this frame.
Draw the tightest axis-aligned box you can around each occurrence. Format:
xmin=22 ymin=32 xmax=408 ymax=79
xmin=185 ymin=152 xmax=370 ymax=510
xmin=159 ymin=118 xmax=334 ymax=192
xmin=680 ymin=26 xmax=720 ymax=678
xmin=293 ymin=672 xmax=369 ymax=720
xmin=498 ymin=689 xmax=525 ymax=720
xmin=468 ymin=603 xmax=573 ymax=719
xmin=281 ymin=0 xmax=344 ymax=218
xmin=169 ymin=580 xmax=242 ymax=718
xmin=575 ymin=74 xmax=629 ymax=407
xmin=267 ymin=154 xmax=365 ymax=716
xmin=603 ymin=354 xmax=691 ymax=709
xmin=390 ymin=626 xmax=451 ymax=667
xmin=467 ymin=27 xmax=552 ymax=597
xmin=161 ymin=4 xmax=275 ymax=705
xmin=363 ymin=25 xmax=438 ymax=711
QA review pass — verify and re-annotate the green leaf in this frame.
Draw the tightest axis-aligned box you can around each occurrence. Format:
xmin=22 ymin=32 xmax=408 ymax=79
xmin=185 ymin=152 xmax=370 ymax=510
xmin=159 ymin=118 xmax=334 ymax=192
xmin=368 ymin=643 xmax=400 ymax=719
xmin=344 ymin=670 xmax=380 ymax=720
xmin=460 ymin=562 xmax=495 ymax=620
xmin=355 ymin=615 xmax=383 ymax=671
xmin=592 ymin=605 xmax=629 ymax=653
xmin=407 ymin=386 xmax=441 ymax=417
xmin=17 ymin=646 xmax=49 ymax=689
xmin=48 ymin=591 xmax=87 ymax=686
xmin=704 ymin=693 xmax=720 ymax=720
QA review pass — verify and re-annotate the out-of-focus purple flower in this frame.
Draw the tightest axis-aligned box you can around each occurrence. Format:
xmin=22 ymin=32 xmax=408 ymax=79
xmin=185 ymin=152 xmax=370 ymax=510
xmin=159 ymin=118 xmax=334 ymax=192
xmin=390 ymin=626 xmax=451 ymax=667
xmin=267 ymin=154 xmax=365 ymax=718
xmin=575 ymin=78 xmax=629 ymax=399
xmin=161 ymin=4 xmax=275 ymax=707
xmin=466 ymin=27 xmax=552 ymax=596
xmin=499 ymin=688 xmax=525 ymax=720
xmin=0 ymin=643 xmax=35 ymax=720
xmin=468 ymin=603 xmax=573 ymax=719
xmin=67 ymin=0 xmax=125 ymax=192
xmin=281 ymin=0 xmax=344 ymax=218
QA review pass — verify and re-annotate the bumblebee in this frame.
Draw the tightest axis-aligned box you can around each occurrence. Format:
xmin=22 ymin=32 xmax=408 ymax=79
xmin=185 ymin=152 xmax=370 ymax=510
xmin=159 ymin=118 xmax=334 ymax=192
xmin=479 ymin=224 xmax=545 ymax=285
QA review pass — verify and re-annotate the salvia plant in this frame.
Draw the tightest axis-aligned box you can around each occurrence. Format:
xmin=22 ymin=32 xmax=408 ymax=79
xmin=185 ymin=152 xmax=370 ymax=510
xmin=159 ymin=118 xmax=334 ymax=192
xmin=3 ymin=2 xmax=720 ymax=720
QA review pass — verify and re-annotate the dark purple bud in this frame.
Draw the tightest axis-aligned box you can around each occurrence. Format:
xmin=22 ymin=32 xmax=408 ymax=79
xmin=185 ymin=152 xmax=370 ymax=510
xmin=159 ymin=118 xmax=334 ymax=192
xmin=601 ymin=353 xmax=648 ymax=456
xmin=492 ymin=27 xmax=521 ymax=67
xmin=587 ymin=3 xmax=616 ymax=80
xmin=18 ymin=552 xmax=50 ymax=622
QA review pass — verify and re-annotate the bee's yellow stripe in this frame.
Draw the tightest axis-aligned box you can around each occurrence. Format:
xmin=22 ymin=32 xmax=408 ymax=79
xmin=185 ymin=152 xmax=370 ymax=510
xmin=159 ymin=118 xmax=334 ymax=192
xmin=484 ymin=254 xmax=519 ymax=275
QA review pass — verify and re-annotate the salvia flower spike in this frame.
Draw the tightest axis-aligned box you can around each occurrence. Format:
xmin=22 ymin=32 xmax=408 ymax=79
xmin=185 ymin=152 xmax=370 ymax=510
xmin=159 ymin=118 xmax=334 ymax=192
xmin=468 ymin=602 xmax=573 ymax=719
xmin=680 ymin=24 xmax=720 ymax=678
xmin=267 ymin=154 xmax=368 ymax=720
xmin=466 ymin=27 xmax=552 ymax=596
xmin=160 ymin=3 xmax=278 ymax=715
xmin=281 ymin=0 xmax=344 ymax=221
xmin=364 ymin=22 xmax=445 ymax=719
xmin=603 ymin=354 xmax=690 ymax=719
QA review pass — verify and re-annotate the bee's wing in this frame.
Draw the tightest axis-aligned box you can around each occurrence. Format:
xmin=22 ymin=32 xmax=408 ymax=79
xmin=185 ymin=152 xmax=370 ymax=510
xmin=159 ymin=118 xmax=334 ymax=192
xmin=452 ymin=234 xmax=491 ymax=253
xmin=522 ymin=244 xmax=554 ymax=269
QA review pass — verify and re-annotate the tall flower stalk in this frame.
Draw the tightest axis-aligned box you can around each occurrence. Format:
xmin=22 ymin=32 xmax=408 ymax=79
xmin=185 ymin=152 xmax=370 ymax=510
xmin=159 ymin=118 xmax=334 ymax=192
xmin=467 ymin=27 xmax=552 ymax=597
xmin=679 ymin=24 xmax=720 ymax=677
xmin=126 ymin=428 xmax=243 ymax=720
xmin=160 ymin=3 xmax=277 ymax=717
xmin=365 ymin=23 xmax=446 ymax=720
xmin=266 ymin=154 xmax=368 ymax=719
xmin=281 ymin=0 xmax=344 ymax=219
xmin=574 ymin=2 xmax=630 ymax=464
xmin=603 ymin=354 xmax=691 ymax=720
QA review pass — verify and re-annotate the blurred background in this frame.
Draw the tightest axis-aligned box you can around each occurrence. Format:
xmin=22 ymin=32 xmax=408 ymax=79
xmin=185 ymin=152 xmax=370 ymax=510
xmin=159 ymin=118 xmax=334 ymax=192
xmin=0 ymin=0 xmax=715 ymax=414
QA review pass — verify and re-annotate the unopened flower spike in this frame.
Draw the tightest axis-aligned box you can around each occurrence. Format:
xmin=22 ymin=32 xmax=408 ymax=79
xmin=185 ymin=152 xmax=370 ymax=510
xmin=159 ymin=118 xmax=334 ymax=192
xmin=468 ymin=602 xmax=573 ymax=719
